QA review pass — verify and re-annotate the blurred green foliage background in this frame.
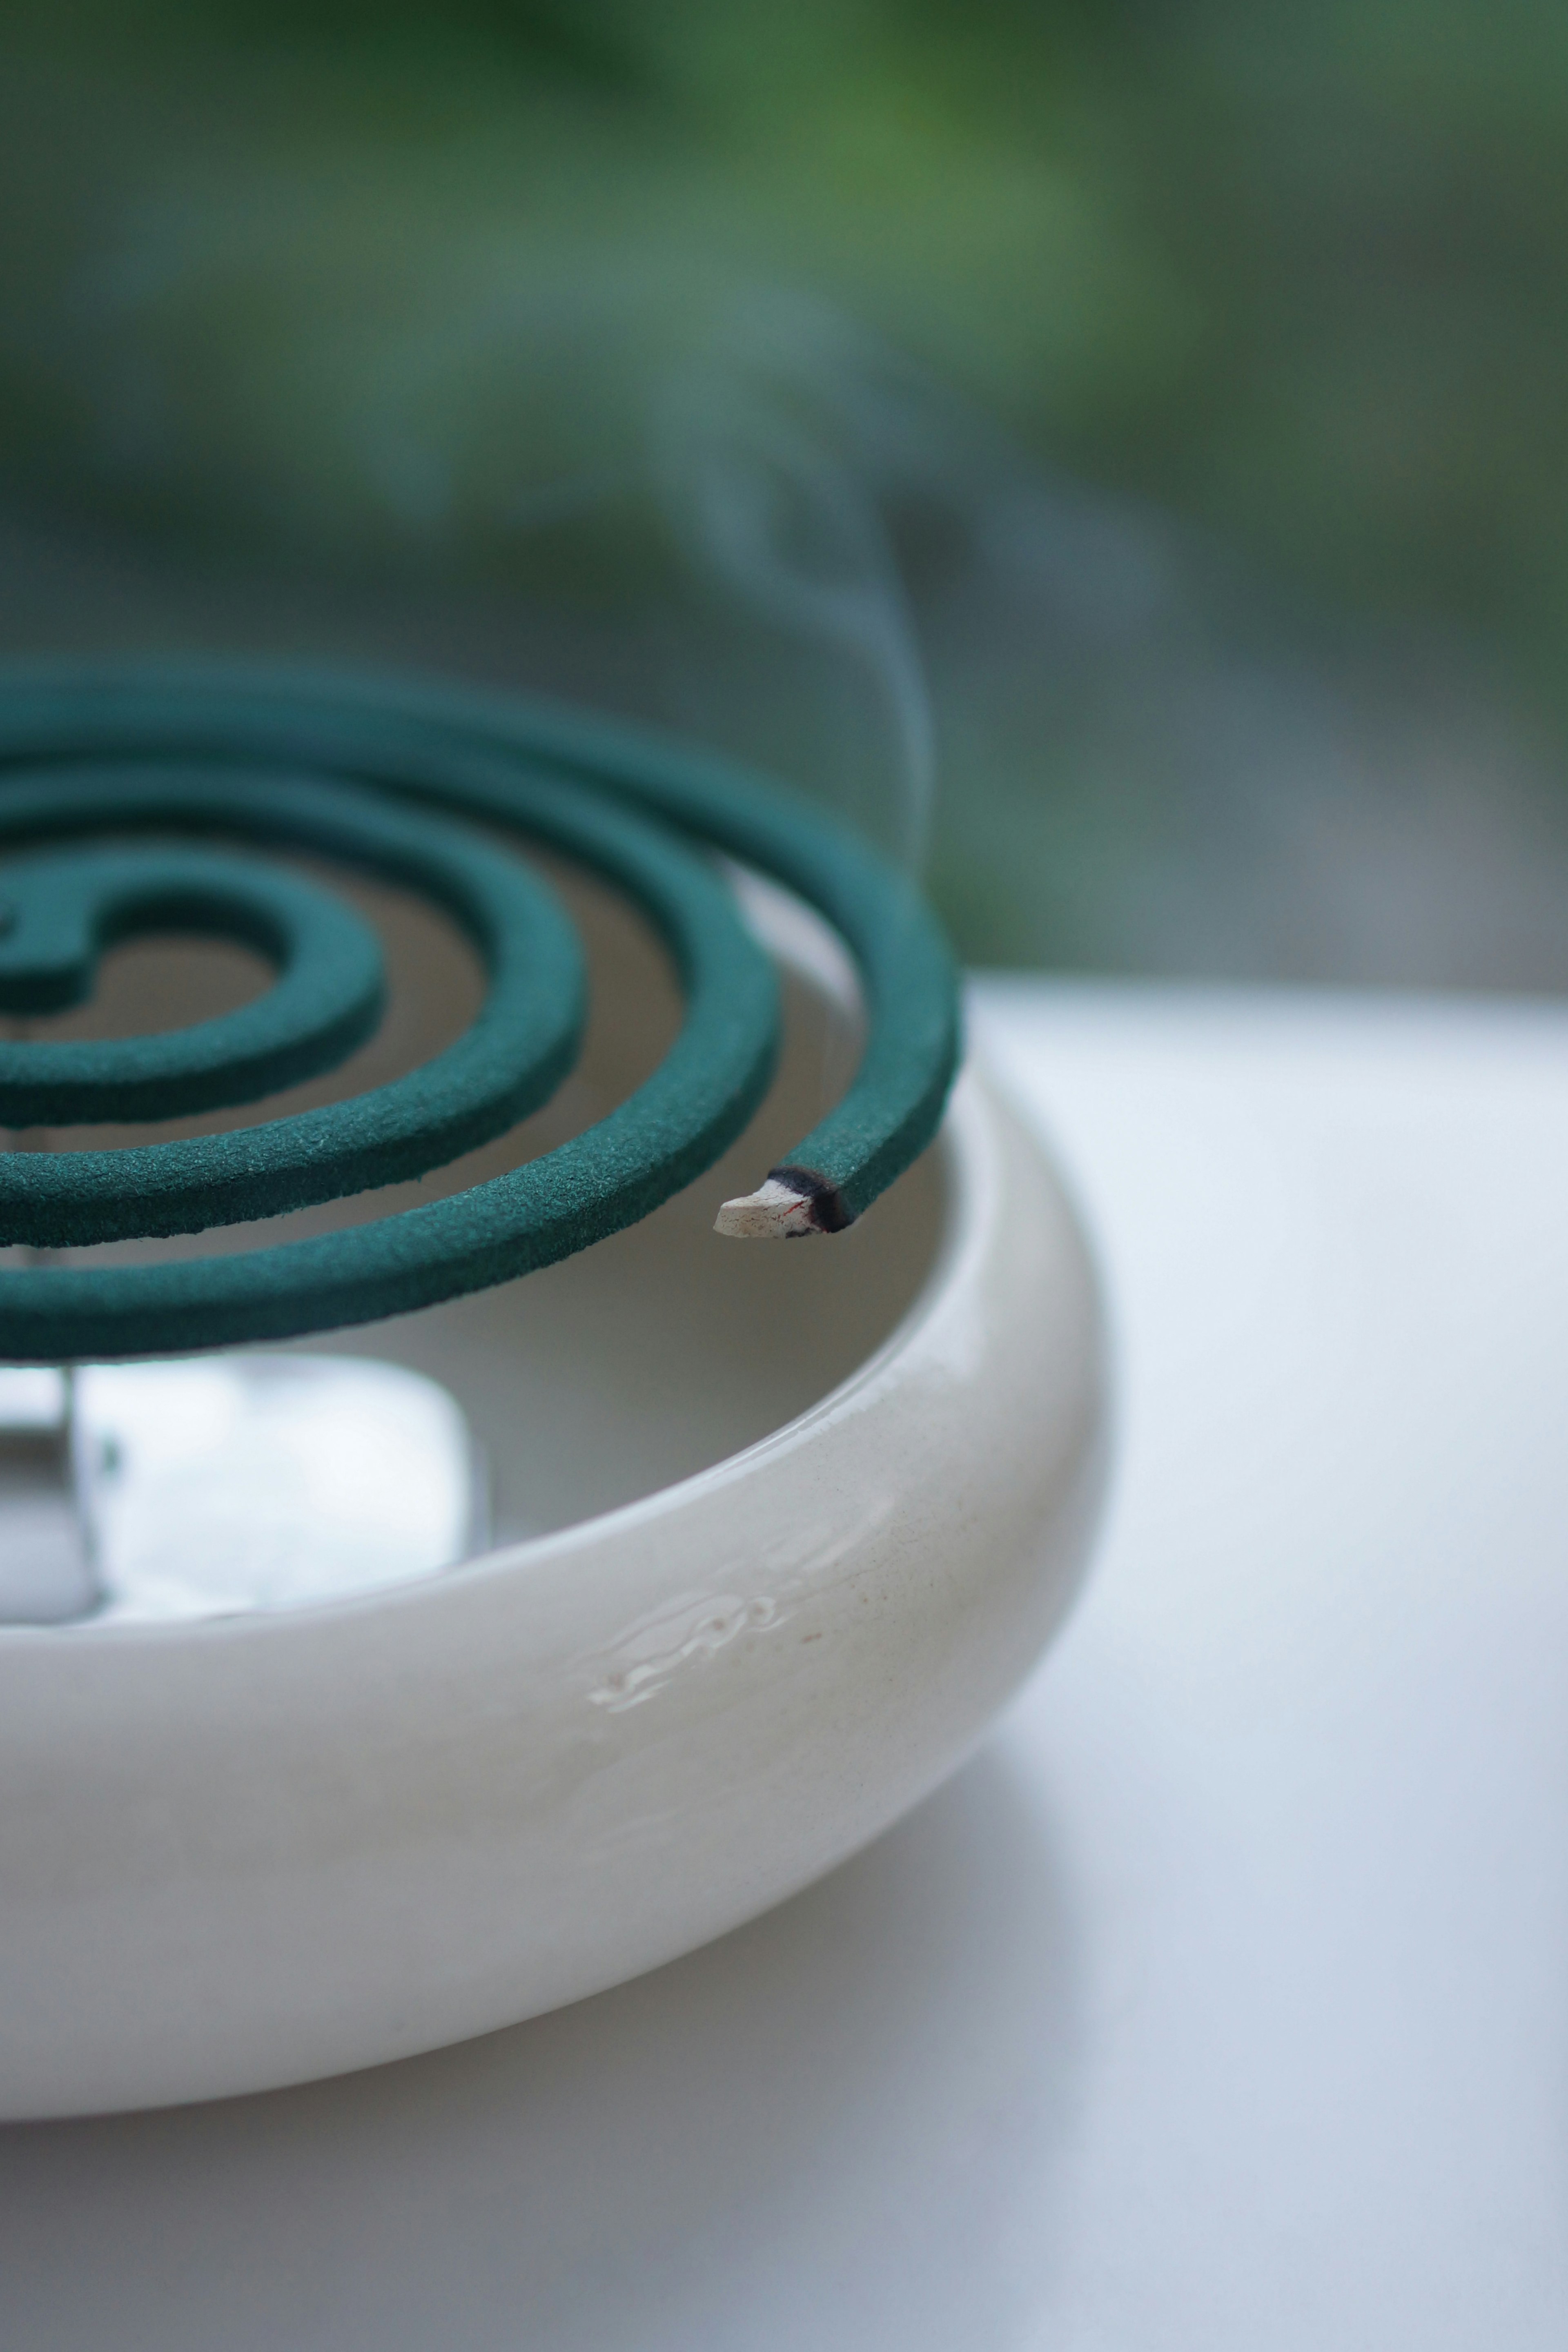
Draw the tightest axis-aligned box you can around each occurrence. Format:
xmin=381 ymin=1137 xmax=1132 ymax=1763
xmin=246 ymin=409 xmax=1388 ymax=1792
xmin=4 ymin=0 xmax=1568 ymax=979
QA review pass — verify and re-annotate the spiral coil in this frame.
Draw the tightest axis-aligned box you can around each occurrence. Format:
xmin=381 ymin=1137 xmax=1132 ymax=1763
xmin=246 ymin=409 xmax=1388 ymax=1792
xmin=0 ymin=663 xmax=961 ymax=1363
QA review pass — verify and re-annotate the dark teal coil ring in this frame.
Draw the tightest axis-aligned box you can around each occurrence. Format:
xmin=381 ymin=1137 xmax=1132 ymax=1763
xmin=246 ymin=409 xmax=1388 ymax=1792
xmin=0 ymin=662 xmax=962 ymax=1362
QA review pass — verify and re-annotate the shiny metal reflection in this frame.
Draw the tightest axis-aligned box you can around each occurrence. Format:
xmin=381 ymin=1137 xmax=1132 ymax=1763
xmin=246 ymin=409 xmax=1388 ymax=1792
xmin=0 ymin=1356 xmax=486 ymax=1626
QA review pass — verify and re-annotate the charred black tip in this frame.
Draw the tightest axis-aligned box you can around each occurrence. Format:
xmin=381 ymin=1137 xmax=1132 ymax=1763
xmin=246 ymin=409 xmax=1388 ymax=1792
xmin=767 ymin=1164 xmax=856 ymax=1235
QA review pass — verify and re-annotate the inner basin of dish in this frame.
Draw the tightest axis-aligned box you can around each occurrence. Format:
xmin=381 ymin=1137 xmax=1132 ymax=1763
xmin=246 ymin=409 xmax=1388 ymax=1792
xmin=0 ymin=847 xmax=944 ymax=1622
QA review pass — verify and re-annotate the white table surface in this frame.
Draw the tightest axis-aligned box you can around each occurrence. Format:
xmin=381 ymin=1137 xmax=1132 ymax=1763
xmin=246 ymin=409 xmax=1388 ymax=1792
xmin=4 ymin=979 xmax=1567 ymax=2350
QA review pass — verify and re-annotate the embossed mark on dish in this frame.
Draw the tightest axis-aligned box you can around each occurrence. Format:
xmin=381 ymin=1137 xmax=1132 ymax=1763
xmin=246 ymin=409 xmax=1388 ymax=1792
xmin=588 ymin=1590 xmax=786 ymax=1713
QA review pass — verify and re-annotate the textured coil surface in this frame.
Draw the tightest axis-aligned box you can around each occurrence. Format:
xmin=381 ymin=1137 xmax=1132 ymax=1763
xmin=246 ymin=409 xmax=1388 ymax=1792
xmin=0 ymin=663 xmax=961 ymax=1362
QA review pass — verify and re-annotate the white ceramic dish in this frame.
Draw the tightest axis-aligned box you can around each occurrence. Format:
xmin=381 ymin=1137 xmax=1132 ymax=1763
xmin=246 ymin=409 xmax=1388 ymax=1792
xmin=0 ymin=887 xmax=1106 ymax=2120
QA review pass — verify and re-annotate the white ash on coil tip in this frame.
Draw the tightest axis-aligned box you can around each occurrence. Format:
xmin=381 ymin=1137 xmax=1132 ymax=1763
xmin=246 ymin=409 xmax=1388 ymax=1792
xmin=714 ymin=1167 xmax=854 ymax=1241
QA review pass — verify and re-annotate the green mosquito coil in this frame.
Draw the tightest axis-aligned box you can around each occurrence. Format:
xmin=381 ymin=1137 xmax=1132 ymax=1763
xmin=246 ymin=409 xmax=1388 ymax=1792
xmin=0 ymin=663 xmax=962 ymax=1362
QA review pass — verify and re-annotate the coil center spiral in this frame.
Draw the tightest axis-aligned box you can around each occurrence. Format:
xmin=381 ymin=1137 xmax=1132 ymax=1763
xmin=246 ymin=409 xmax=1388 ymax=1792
xmin=0 ymin=663 xmax=961 ymax=1363
xmin=0 ymin=840 xmax=388 ymax=1123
